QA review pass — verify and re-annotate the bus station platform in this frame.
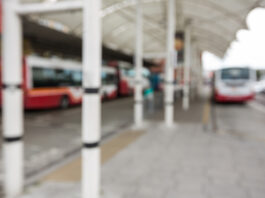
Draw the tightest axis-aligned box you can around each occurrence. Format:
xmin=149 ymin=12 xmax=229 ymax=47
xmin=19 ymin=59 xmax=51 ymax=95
xmin=16 ymin=96 xmax=265 ymax=198
xmin=2 ymin=1 xmax=265 ymax=198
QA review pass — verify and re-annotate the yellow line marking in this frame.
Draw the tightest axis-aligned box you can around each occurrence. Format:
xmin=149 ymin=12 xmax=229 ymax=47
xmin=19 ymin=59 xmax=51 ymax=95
xmin=41 ymin=130 xmax=144 ymax=182
xmin=202 ymin=101 xmax=211 ymax=125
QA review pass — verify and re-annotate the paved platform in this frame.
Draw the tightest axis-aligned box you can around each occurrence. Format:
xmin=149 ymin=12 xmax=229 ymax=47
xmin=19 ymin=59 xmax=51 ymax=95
xmin=0 ymin=93 xmax=203 ymax=188
xmin=1 ymin=94 xmax=264 ymax=198
xmin=0 ymin=97 xmax=135 ymax=187
xmin=19 ymin=120 xmax=265 ymax=198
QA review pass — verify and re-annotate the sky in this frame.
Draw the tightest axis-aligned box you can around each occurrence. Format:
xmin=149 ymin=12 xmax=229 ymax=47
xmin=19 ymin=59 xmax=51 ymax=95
xmin=203 ymin=8 xmax=265 ymax=71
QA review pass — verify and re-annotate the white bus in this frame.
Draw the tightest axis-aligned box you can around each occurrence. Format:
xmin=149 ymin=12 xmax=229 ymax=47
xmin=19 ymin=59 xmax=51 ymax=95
xmin=213 ymin=67 xmax=256 ymax=102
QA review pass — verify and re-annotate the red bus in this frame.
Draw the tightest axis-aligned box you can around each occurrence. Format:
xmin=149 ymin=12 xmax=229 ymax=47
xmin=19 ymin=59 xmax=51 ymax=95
xmin=117 ymin=61 xmax=133 ymax=96
xmin=0 ymin=55 xmax=118 ymax=109
xmin=114 ymin=61 xmax=151 ymax=95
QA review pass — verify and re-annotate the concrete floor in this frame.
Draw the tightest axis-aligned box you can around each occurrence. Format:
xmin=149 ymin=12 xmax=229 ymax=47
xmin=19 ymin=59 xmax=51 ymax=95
xmin=17 ymin=95 xmax=265 ymax=198
xmin=0 ymin=93 xmax=166 ymax=187
xmin=1 ymin=93 xmax=265 ymax=198
xmin=214 ymin=98 xmax=265 ymax=141
xmin=0 ymin=96 xmax=136 ymax=192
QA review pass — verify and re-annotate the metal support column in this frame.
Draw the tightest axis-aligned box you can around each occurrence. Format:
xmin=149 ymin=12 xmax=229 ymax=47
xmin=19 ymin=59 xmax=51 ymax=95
xmin=134 ymin=0 xmax=144 ymax=127
xmin=183 ymin=25 xmax=191 ymax=110
xmin=165 ymin=0 xmax=176 ymax=126
xmin=2 ymin=0 xmax=24 ymax=197
xmin=198 ymin=51 xmax=203 ymax=96
xmin=191 ymin=42 xmax=197 ymax=99
xmin=193 ymin=45 xmax=201 ymax=96
xmin=189 ymin=42 xmax=194 ymax=100
xmin=82 ymin=0 xmax=102 ymax=198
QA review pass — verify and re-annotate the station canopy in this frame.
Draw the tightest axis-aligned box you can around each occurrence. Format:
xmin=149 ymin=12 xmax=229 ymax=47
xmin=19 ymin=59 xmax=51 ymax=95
xmin=21 ymin=0 xmax=265 ymax=58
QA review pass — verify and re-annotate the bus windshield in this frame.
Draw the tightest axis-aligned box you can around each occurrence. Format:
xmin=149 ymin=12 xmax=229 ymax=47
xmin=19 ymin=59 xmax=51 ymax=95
xmin=221 ymin=68 xmax=250 ymax=80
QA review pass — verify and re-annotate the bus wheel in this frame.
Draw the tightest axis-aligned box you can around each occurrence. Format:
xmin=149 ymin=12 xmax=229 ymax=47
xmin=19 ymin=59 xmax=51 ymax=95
xmin=60 ymin=96 xmax=70 ymax=109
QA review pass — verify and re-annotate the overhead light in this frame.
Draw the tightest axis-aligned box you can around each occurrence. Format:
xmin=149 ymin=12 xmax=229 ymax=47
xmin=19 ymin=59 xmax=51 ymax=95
xmin=45 ymin=0 xmax=58 ymax=3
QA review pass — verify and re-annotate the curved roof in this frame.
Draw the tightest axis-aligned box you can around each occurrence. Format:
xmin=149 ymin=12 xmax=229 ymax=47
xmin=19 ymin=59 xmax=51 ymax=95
xmin=21 ymin=0 xmax=265 ymax=58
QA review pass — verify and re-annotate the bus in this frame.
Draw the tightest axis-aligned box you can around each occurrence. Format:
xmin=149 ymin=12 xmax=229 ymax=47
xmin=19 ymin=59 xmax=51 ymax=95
xmin=213 ymin=67 xmax=256 ymax=102
xmin=0 ymin=55 xmax=118 ymax=109
xmin=124 ymin=67 xmax=151 ymax=92
xmin=109 ymin=61 xmax=151 ymax=96
xmin=116 ymin=61 xmax=133 ymax=96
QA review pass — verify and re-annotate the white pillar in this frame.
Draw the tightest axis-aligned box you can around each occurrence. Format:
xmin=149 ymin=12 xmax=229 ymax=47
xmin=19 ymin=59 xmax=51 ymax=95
xmin=193 ymin=46 xmax=201 ymax=96
xmin=2 ymin=0 xmax=24 ymax=197
xmin=190 ymin=42 xmax=196 ymax=99
xmin=164 ymin=0 xmax=176 ymax=127
xmin=183 ymin=25 xmax=191 ymax=110
xmin=198 ymin=51 xmax=203 ymax=96
xmin=134 ymin=0 xmax=144 ymax=127
xmin=82 ymin=1 xmax=101 ymax=198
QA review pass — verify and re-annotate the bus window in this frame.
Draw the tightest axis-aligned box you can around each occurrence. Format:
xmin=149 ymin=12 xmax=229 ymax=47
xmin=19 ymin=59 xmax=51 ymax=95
xmin=33 ymin=67 xmax=82 ymax=88
xmin=55 ymin=69 xmax=73 ymax=86
xmin=58 ymin=69 xmax=82 ymax=87
xmin=72 ymin=71 xmax=82 ymax=86
xmin=105 ymin=74 xmax=117 ymax=85
xmin=32 ymin=67 xmax=57 ymax=88
xmin=102 ymin=73 xmax=116 ymax=85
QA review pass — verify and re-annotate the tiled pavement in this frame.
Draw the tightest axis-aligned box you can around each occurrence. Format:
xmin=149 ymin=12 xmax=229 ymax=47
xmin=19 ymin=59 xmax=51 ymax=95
xmin=20 ymin=121 xmax=265 ymax=198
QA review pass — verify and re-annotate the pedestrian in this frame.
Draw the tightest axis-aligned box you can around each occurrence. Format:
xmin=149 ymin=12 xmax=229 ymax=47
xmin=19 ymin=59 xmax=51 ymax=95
xmin=144 ymin=87 xmax=154 ymax=113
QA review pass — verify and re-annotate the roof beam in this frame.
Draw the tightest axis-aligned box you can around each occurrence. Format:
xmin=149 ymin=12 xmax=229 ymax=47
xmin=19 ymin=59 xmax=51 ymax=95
xmin=102 ymin=0 xmax=163 ymax=17
xmin=103 ymin=5 xmax=165 ymax=43
xmin=194 ymin=35 xmax=228 ymax=53
xmin=107 ymin=8 xmax=165 ymax=50
xmin=198 ymin=43 xmax=224 ymax=58
xmin=16 ymin=1 xmax=83 ymax=15
xmin=185 ymin=0 xmax=246 ymax=27
xmin=143 ymin=52 xmax=166 ymax=59
xmin=192 ymin=25 xmax=231 ymax=44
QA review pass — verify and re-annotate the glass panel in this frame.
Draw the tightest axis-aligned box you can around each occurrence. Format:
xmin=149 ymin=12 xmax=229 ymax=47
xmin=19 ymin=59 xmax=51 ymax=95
xmin=32 ymin=67 xmax=57 ymax=88
xmin=221 ymin=68 xmax=250 ymax=80
xmin=32 ymin=67 xmax=82 ymax=88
